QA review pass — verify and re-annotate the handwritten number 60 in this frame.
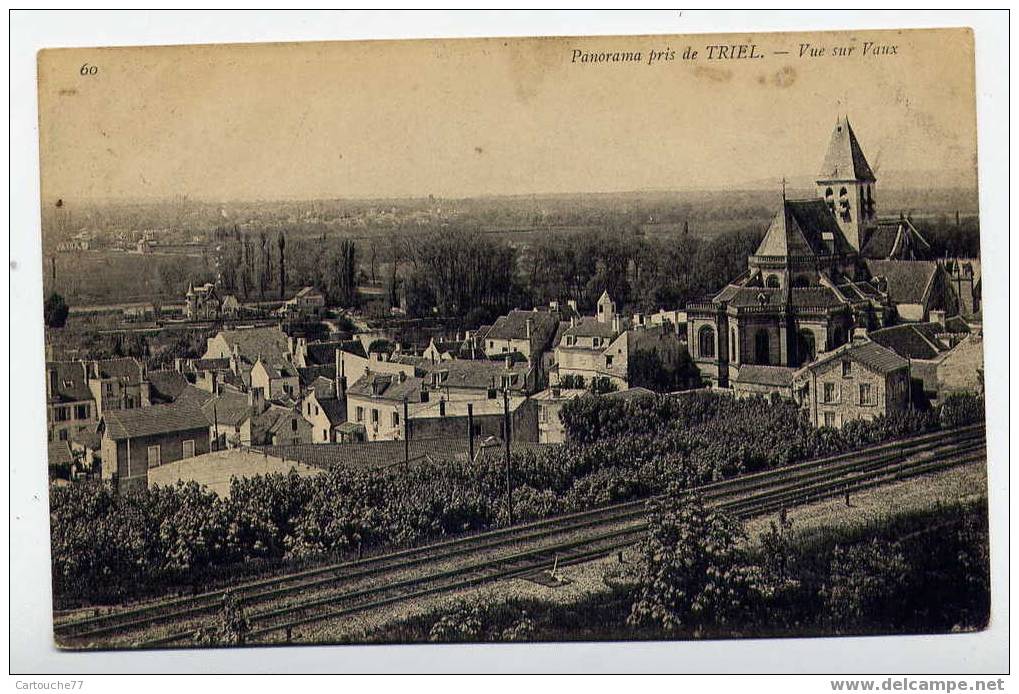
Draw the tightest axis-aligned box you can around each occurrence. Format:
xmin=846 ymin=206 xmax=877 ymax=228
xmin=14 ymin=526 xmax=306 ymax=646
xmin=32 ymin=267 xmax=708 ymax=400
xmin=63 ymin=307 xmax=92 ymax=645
xmin=80 ymin=63 xmax=98 ymax=76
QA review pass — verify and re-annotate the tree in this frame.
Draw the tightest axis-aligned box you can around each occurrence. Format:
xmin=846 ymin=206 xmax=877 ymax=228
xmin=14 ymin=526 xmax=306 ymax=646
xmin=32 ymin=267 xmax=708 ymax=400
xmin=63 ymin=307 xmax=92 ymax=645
xmin=822 ymin=539 xmax=908 ymax=633
xmin=44 ymin=292 xmax=69 ymax=328
xmin=628 ymin=491 xmax=764 ymax=636
xmin=277 ymin=231 xmax=286 ymax=299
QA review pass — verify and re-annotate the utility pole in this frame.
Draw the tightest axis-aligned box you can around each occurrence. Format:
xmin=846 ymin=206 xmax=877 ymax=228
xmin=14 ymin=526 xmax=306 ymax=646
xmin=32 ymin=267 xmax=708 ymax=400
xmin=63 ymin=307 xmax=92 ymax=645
xmin=403 ymin=397 xmax=410 ymax=464
xmin=503 ymin=388 xmax=513 ymax=525
xmin=467 ymin=402 xmax=474 ymax=462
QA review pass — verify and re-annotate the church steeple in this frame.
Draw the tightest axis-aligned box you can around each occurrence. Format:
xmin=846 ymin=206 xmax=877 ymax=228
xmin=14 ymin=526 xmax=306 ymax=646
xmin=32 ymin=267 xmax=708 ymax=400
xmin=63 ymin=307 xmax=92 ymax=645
xmin=816 ymin=115 xmax=876 ymax=252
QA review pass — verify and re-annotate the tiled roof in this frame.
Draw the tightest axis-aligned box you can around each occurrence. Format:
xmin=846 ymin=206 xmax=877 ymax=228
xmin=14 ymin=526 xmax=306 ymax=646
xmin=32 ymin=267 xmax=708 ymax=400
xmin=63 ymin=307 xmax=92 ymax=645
xmin=48 ymin=440 xmax=74 ymax=466
xmin=347 ymin=372 xmax=428 ymax=403
xmin=486 ymin=310 xmax=559 ymax=347
xmin=754 ymin=199 xmax=855 ymax=258
xmin=736 ymin=365 xmax=796 ymax=388
xmin=723 ymin=286 xmax=847 ymax=310
xmin=604 ymin=387 xmax=656 ymax=402
xmin=103 ymin=402 xmax=210 ymax=441
xmin=869 ymin=322 xmax=948 ymax=361
xmin=299 ymin=365 xmax=337 ymax=389
xmin=69 ymin=422 xmax=102 ymax=450
xmin=418 ymin=357 xmax=530 ymax=390
xmin=174 ymin=384 xmax=216 ymax=409
xmin=193 ymin=357 xmax=232 ymax=372
xmin=817 ymin=116 xmax=876 ymax=182
xmin=318 ymin=397 xmax=346 ymax=426
xmin=256 ymin=358 xmax=299 ymax=380
xmin=46 ymin=362 xmax=91 ymax=403
xmin=147 ymin=370 xmax=190 ymax=403
xmin=94 ymin=358 xmax=144 ymax=383
xmin=304 ymin=340 xmax=366 ymax=366
xmin=861 ymin=218 xmax=931 ymax=260
xmin=801 ymin=340 xmax=908 ymax=376
xmin=201 ymin=391 xmax=252 ymax=427
xmin=562 ymin=316 xmax=618 ymax=340
xmin=219 ymin=326 xmax=290 ymax=364
xmin=865 ymin=260 xmax=939 ymax=304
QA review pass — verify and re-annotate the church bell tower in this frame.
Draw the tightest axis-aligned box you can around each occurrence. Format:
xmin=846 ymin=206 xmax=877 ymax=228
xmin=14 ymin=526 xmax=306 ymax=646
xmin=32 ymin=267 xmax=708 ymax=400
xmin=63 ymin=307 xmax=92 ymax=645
xmin=816 ymin=115 xmax=876 ymax=252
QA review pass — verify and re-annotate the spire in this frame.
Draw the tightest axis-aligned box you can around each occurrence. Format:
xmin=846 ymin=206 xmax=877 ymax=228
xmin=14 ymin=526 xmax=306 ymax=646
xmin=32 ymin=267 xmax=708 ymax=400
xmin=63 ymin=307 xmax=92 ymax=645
xmin=817 ymin=115 xmax=875 ymax=182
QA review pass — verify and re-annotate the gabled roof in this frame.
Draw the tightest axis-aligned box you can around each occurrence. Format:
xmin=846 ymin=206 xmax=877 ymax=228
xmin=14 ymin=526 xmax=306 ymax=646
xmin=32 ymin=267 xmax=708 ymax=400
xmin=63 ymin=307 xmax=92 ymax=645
xmin=201 ymin=391 xmax=252 ymax=427
xmin=865 ymin=260 xmax=940 ymax=305
xmin=103 ymin=402 xmax=210 ymax=440
xmin=735 ymin=365 xmax=796 ymax=388
xmin=817 ymin=115 xmax=876 ymax=182
xmin=861 ymin=218 xmax=932 ymax=260
xmin=418 ymin=358 xmax=530 ymax=390
xmin=253 ymin=357 xmax=299 ymax=380
xmin=92 ymin=358 xmax=145 ymax=383
xmin=755 ymin=199 xmax=855 ymax=258
xmin=147 ymin=370 xmax=190 ymax=403
xmin=869 ymin=322 xmax=951 ymax=361
xmin=298 ymin=365 xmax=337 ymax=389
xmin=486 ymin=310 xmax=559 ymax=345
xmin=305 ymin=340 xmax=366 ymax=366
xmin=561 ymin=316 xmax=618 ymax=341
xmin=347 ymin=372 xmax=428 ymax=403
xmin=46 ymin=362 xmax=92 ymax=403
xmin=216 ymin=326 xmax=290 ymax=365
xmin=798 ymin=340 xmax=908 ymax=377
xmin=317 ymin=397 xmax=346 ymax=426
xmin=49 ymin=440 xmax=74 ymax=466
xmin=193 ymin=357 xmax=232 ymax=372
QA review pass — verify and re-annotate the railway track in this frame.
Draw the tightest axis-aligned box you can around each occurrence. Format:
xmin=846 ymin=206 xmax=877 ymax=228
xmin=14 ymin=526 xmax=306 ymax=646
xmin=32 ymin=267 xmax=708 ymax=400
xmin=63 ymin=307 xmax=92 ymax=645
xmin=54 ymin=424 xmax=985 ymax=648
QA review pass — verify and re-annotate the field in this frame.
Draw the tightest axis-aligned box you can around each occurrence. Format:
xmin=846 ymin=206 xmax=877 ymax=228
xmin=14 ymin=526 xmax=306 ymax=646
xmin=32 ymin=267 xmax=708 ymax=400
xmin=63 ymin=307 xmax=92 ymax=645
xmin=43 ymin=249 xmax=215 ymax=306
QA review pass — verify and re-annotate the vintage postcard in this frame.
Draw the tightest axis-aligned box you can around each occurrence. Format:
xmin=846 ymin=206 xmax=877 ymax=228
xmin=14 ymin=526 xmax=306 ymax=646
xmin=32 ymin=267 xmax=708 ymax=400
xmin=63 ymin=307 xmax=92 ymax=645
xmin=36 ymin=26 xmax=988 ymax=652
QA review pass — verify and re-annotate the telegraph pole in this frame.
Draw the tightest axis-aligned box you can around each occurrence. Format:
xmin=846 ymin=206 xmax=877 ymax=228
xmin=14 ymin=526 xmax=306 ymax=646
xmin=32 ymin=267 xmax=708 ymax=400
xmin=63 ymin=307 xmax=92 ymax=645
xmin=403 ymin=397 xmax=410 ymax=464
xmin=503 ymin=388 xmax=513 ymax=525
xmin=467 ymin=402 xmax=475 ymax=462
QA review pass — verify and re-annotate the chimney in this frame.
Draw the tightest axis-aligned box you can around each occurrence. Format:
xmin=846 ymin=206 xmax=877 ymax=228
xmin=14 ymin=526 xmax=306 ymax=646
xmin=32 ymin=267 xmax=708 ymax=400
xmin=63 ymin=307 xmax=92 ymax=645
xmin=525 ymin=318 xmax=533 ymax=340
xmin=570 ymin=316 xmax=577 ymax=328
xmin=248 ymin=386 xmax=266 ymax=414
xmin=567 ymin=299 xmax=577 ymax=312
xmin=930 ymin=309 xmax=946 ymax=328
xmin=612 ymin=315 xmax=621 ymax=334
xmin=505 ymin=355 xmax=512 ymax=370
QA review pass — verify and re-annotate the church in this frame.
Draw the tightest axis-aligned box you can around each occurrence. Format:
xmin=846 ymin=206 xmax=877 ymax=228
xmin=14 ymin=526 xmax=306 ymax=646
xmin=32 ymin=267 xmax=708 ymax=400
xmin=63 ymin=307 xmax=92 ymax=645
xmin=686 ymin=115 xmax=960 ymax=390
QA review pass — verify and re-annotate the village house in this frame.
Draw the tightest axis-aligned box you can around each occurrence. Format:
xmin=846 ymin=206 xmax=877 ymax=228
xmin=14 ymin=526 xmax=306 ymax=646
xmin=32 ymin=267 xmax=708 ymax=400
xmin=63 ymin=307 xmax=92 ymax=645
xmin=555 ymin=292 xmax=690 ymax=391
xmin=344 ymin=371 xmax=430 ymax=442
xmin=86 ymin=358 xmax=151 ymax=417
xmin=868 ymin=313 xmax=982 ymax=404
xmin=185 ymin=281 xmax=221 ymax=320
xmin=45 ymin=361 xmax=96 ymax=443
xmin=301 ymin=375 xmax=347 ymax=443
xmin=408 ymin=395 xmax=539 ymax=444
xmin=792 ymin=339 xmax=910 ymax=429
xmin=417 ymin=356 xmax=537 ymax=400
xmin=482 ymin=309 xmax=560 ymax=372
xmin=99 ymin=401 xmax=212 ymax=492
xmin=532 ymin=386 xmax=586 ymax=443
xmin=250 ymin=357 xmax=300 ymax=400
xmin=280 ymin=286 xmax=326 ymax=318
xmin=864 ymin=259 xmax=957 ymax=323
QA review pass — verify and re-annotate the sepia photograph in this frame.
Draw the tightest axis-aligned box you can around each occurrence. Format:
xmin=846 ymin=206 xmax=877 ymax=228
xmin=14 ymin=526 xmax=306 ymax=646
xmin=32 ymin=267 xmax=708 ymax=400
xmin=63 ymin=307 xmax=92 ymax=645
xmin=13 ymin=12 xmax=1006 ymax=676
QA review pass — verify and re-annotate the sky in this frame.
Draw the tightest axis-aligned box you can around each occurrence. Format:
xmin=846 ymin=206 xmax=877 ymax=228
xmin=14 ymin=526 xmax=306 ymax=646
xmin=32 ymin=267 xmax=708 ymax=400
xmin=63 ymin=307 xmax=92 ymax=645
xmin=37 ymin=27 xmax=977 ymax=202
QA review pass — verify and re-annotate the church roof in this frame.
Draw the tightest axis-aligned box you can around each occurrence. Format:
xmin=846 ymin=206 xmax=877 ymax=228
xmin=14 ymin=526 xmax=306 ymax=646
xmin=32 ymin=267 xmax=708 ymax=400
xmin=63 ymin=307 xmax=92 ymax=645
xmin=817 ymin=115 xmax=876 ymax=182
xmin=754 ymin=199 xmax=855 ymax=258
xmin=865 ymin=260 xmax=940 ymax=305
xmin=860 ymin=217 xmax=932 ymax=260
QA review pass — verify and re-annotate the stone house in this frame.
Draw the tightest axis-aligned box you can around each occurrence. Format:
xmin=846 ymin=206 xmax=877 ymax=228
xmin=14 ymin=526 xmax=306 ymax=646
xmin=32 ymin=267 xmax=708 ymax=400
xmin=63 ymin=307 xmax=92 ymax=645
xmin=99 ymin=402 xmax=211 ymax=492
xmin=793 ymin=340 xmax=910 ymax=429
xmin=45 ymin=361 xmax=96 ymax=444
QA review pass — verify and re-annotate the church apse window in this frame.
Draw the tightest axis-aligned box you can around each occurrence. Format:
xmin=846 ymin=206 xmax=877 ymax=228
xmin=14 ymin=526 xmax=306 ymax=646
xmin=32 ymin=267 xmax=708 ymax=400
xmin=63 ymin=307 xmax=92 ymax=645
xmin=796 ymin=330 xmax=816 ymax=366
xmin=698 ymin=326 xmax=716 ymax=359
xmin=765 ymin=275 xmax=780 ymax=289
